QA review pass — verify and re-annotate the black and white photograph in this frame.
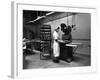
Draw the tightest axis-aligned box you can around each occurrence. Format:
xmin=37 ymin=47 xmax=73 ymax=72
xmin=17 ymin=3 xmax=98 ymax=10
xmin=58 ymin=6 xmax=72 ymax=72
xmin=11 ymin=2 xmax=97 ymax=78
xmin=0 ymin=0 xmax=99 ymax=79
xmin=23 ymin=10 xmax=91 ymax=69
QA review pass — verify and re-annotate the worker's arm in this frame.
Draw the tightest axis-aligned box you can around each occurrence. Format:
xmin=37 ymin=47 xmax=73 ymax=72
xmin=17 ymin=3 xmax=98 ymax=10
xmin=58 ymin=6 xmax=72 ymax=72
xmin=53 ymin=31 xmax=59 ymax=42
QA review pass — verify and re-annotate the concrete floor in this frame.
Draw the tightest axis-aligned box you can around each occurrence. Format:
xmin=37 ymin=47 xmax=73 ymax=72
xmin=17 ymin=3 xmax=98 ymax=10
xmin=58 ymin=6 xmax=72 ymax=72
xmin=23 ymin=40 xmax=91 ymax=69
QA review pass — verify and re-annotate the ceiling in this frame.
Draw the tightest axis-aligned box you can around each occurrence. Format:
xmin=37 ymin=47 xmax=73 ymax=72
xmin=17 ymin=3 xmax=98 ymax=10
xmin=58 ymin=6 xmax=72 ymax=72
xmin=23 ymin=10 xmax=51 ymax=23
xmin=23 ymin=10 xmax=78 ymax=24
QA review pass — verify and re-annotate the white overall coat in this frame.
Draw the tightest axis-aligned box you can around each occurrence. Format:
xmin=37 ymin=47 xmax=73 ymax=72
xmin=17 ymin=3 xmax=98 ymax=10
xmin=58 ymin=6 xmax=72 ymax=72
xmin=53 ymin=31 xmax=60 ymax=57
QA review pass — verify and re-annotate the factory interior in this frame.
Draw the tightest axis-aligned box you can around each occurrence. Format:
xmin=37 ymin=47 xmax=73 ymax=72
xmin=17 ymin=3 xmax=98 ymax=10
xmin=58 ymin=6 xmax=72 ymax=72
xmin=23 ymin=10 xmax=91 ymax=69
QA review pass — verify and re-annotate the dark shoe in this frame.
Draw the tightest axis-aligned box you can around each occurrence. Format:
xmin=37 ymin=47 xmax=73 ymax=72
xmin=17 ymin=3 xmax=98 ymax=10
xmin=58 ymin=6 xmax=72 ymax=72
xmin=53 ymin=59 xmax=59 ymax=63
xmin=53 ymin=57 xmax=60 ymax=63
xmin=66 ymin=58 xmax=72 ymax=63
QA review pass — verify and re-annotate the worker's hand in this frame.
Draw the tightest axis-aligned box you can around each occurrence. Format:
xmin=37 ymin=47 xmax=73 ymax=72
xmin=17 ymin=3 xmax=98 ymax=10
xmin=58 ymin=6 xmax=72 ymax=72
xmin=55 ymin=39 xmax=58 ymax=42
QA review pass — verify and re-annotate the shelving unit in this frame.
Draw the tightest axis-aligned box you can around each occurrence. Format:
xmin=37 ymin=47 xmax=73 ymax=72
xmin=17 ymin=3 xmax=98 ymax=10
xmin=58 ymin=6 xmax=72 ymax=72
xmin=40 ymin=25 xmax=51 ymax=59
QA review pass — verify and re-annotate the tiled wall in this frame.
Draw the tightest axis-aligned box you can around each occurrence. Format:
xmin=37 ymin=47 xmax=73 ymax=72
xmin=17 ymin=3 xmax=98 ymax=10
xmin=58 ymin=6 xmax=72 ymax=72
xmin=72 ymin=39 xmax=91 ymax=55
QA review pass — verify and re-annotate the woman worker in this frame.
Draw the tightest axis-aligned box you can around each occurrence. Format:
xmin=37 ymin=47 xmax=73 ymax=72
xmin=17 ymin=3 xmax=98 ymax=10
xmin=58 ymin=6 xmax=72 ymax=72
xmin=53 ymin=27 xmax=60 ymax=63
xmin=60 ymin=23 xmax=73 ymax=63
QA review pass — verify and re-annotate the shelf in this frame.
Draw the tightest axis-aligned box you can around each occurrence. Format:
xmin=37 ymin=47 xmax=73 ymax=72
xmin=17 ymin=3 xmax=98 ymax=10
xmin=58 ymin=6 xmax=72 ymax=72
xmin=40 ymin=25 xmax=51 ymax=59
